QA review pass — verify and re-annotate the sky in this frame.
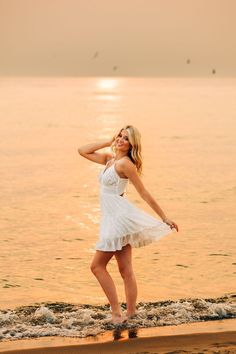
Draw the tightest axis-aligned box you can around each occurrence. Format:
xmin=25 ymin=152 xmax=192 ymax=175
xmin=0 ymin=0 xmax=236 ymax=76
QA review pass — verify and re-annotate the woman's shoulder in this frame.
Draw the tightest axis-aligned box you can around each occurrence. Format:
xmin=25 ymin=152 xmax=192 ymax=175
xmin=119 ymin=156 xmax=135 ymax=168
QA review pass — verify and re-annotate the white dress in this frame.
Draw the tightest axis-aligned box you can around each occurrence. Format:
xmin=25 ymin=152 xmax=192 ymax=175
xmin=95 ymin=160 xmax=174 ymax=251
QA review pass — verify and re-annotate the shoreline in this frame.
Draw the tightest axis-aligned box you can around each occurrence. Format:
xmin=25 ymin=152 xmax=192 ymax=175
xmin=0 ymin=318 xmax=236 ymax=353
xmin=0 ymin=293 xmax=236 ymax=353
xmin=0 ymin=293 xmax=235 ymax=342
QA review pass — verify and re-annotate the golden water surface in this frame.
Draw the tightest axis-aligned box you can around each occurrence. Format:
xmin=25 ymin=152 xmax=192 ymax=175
xmin=0 ymin=77 xmax=235 ymax=309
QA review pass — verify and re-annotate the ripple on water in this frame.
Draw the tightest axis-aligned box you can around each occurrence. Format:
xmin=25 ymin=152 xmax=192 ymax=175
xmin=209 ymin=253 xmax=230 ymax=257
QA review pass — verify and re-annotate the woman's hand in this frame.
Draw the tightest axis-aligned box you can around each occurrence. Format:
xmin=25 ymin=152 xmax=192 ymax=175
xmin=162 ymin=217 xmax=179 ymax=232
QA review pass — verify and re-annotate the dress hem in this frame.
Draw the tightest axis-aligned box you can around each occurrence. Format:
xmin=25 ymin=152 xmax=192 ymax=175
xmin=95 ymin=223 xmax=173 ymax=252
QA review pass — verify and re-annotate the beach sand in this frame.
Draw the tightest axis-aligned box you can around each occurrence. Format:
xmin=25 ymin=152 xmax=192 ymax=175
xmin=0 ymin=318 xmax=236 ymax=353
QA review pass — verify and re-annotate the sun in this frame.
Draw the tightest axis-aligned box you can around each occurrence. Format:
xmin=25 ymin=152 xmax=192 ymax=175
xmin=97 ymin=79 xmax=118 ymax=90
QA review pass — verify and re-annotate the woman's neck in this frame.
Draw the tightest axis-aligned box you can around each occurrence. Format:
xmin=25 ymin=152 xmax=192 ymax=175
xmin=114 ymin=152 xmax=128 ymax=161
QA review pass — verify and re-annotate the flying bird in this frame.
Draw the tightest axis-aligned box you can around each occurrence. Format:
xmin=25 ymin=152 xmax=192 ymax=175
xmin=92 ymin=51 xmax=99 ymax=59
xmin=113 ymin=66 xmax=118 ymax=71
xmin=186 ymin=59 xmax=191 ymax=64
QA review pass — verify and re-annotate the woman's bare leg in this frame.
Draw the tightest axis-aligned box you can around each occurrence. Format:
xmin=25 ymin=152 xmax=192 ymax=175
xmin=115 ymin=244 xmax=137 ymax=317
xmin=90 ymin=250 xmax=125 ymax=323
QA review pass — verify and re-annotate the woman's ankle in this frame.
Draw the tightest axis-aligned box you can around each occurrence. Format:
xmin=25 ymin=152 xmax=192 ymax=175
xmin=112 ymin=311 xmax=122 ymax=318
xmin=126 ymin=309 xmax=137 ymax=317
xmin=111 ymin=306 xmax=122 ymax=317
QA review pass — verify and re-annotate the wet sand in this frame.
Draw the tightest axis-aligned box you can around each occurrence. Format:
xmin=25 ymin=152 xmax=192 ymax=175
xmin=0 ymin=319 xmax=236 ymax=353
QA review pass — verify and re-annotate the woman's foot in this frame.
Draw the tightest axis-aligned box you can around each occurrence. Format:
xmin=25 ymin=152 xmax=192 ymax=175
xmin=112 ymin=313 xmax=127 ymax=324
xmin=126 ymin=311 xmax=137 ymax=319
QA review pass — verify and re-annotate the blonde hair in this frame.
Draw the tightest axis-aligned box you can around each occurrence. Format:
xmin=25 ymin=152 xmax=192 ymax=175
xmin=111 ymin=124 xmax=143 ymax=176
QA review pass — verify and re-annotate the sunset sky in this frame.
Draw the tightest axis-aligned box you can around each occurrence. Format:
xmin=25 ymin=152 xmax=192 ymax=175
xmin=0 ymin=0 xmax=235 ymax=76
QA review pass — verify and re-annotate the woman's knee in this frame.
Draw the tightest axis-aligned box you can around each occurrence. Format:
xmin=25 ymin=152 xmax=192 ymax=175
xmin=90 ymin=262 xmax=105 ymax=275
xmin=118 ymin=264 xmax=134 ymax=279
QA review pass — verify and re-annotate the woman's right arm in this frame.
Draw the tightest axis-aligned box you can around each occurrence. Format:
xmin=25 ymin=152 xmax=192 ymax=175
xmin=78 ymin=138 xmax=115 ymax=165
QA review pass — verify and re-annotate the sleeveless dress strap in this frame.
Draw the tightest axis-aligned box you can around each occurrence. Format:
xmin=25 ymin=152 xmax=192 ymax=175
xmin=105 ymin=159 xmax=111 ymax=166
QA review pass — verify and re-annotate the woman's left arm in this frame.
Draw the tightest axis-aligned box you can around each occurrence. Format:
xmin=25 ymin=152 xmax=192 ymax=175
xmin=121 ymin=160 xmax=179 ymax=232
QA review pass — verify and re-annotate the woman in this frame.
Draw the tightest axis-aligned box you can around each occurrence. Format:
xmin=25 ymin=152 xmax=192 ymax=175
xmin=78 ymin=124 xmax=179 ymax=324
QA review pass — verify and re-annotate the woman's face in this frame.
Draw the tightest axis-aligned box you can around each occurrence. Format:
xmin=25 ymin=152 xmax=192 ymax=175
xmin=115 ymin=129 xmax=131 ymax=154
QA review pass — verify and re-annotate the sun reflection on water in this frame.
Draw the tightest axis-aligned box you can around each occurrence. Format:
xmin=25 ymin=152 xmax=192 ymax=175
xmin=91 ymin=79 xmax=124 ymax=130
